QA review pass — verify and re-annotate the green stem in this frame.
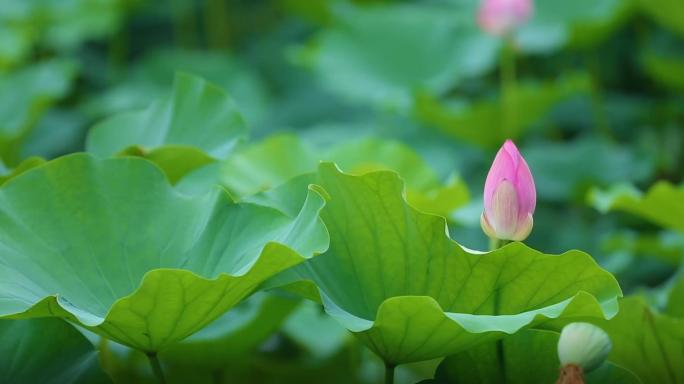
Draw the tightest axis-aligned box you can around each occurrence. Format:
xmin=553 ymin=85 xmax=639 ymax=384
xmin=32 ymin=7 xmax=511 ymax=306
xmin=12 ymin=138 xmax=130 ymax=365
xmin=496 ymin=337 xmax=506 ymax=383
xmin=385 ymin=362 xmax=395 ymax=384
xmin=98 ymin=337 xmax=113 ymax=376
xmin=146 ymin=352 xmax=167 ymax=384
xmin=500 ymin=39 xmax=517 ymax=140
xmin=489 ymin=238 xmax=509 ymax=382
xmin=204 ymin=0 xmax=231 ymax=49
xmin=489 ymin=238 xmax=510 ymax=251
xmin=171 ymin=0 xmax=198 ymax=48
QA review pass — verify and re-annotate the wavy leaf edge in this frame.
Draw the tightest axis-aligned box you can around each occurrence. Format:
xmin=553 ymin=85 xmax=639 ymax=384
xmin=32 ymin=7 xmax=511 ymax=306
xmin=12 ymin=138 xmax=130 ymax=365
xmin=0 ymin=153 xmax=329 ymax=351
xmin=286 ymin=163 xmax=622 ymax=343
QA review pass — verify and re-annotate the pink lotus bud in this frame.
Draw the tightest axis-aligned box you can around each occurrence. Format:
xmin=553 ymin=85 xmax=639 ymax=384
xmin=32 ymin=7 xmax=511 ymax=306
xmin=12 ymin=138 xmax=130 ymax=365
xmin=481 ymin=140 xmax=536 ymax=241
xmin=477 ymin=0 xmax=534 ymax=36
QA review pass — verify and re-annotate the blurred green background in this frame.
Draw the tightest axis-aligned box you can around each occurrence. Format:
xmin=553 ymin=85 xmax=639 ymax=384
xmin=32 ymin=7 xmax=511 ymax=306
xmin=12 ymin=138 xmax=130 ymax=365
xmin=1 ymin=0 xmax=682 ymax=382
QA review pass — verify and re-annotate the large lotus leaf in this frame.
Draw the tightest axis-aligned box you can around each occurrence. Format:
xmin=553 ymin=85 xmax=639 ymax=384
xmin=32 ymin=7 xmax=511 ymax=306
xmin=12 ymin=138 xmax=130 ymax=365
xmin=83 ymin=50 xmax=269 ymax=127
xmin=0 ymin=58 xmax=77 ymax=165
xmin=160 ymin=292 xmax=300 ymax=368
xmin=21 ymin=108 xmax=88 ymax=161
xmin=0 ymin=156 xmax=45 ymax=186
xmin=414 ymin=74 xmax=591 ymax=149
xmin=282 ymin=300 xmax=352 ymax=358
xmin=122 ymin=144 xmax=215 ymax=184
xmin=590 ymin=182 xmax=684 ymax=234
xmin=297 ymin=2 xmax=498 ymax=108
xmin=176 ymin=135 xmax=468 ymax=218
xmin=517 ymin=0 xmax=633 ymax=52
xmin=276 ymin=163 xmax=621 ymax=365
xmin=0 ymin=318 xmax=110 ymax=384
xmin=212 ymin=134 xmax=318 ymax=197
xmin=601 ymin=230 xmax=684 ymax=267
xmin=0 ymin=0 xmax=124 ymax=62
xmin=526 ymin=137 xmax=653 ymax=202
xmin=422 ymin=329 xmax=639 ymax=384
xmin=0 ymin=154 xmax=327 ymax=352
xmin=86 ymin=72 xmax=247 ymax=163
xmin=592 ymin=297 xmax=684 ymax=384
xmin=325 ymin=138 xmax=469 ymax=216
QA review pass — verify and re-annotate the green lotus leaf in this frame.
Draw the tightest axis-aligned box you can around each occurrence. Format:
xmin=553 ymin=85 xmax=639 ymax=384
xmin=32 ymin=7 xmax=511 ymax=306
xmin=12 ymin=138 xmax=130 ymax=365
xmin=282 ymin=300 xmax=352 ymax=358
xmin=422 ymin=329 xmax=639 ymax=384
xmin=600 ymin=230 xmax=684 ymax=267
xmin=528 ymin=138 xmax=653 ymax=202
xmin=276 ymin=163 xmax=621 ymax=365
xmin=296 ymin=2 xmax=498 ymax=108
xmin=0 ymin=318 xmax=110 ymax=384
xmin=0 ymin=58 xmax=77 ymax=165
xmin=592 ymin=297 xmax=684 ymax=384
xmin=214 ymin=134 xmax=318 ymax=197
xmin=325 ymin=139 xmax=469 ymax=217
xmin=122 ymin=144 xmax=215 ymax=184
xmin=0 ymin=156 xmax=45 ymax=186
xmin=414 ymin=74 xmax=591 ymax=149
xmin=99 ymin=298 xmax=356 ymax=383
xmin=0 ymin=0 xmax=125 ymax=63
xmin=84 ymin=50 xmax=269 ymax=127
xmin=0 ymin=154 xmax=327 ymax=352
xmin=86 ymin=72 xmax=247 ymax=166
xmin=590 ymin=182 xmax=684 ymax=234
xmin=517 ymin=0 xmax=634 ymax=52
xmin=160 ymin=292 xmax=300 ymax=368
xmin=176 ymin=134 xmax=468 ymax=218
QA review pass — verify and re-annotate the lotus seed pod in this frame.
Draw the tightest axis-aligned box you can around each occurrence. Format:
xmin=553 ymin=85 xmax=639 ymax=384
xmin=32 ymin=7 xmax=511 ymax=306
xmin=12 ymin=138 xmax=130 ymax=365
xmin=558 ymin=322 xmax=612 ymax=373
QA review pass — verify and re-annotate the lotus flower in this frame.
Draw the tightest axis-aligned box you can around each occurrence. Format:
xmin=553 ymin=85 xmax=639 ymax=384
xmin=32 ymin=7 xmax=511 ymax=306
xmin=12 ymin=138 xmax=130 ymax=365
xmin=480 ymin=140 xmax=536 ymax=241
xmin=477 ymin=0 xmax=533 ymax=36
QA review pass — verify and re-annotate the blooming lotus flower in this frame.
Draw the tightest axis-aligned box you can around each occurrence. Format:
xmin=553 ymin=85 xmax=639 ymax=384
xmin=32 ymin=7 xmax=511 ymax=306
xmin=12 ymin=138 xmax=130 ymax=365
xmin=480 ymin=140 xmax=536 ymax=241
xmin=477 ymin=0 xmax=533 ymax=36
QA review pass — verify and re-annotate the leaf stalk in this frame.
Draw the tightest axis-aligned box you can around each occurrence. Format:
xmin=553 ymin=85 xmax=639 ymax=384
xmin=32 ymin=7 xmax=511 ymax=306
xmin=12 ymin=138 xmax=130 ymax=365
xmin=146 ymin=352 xmax=167 ymax=384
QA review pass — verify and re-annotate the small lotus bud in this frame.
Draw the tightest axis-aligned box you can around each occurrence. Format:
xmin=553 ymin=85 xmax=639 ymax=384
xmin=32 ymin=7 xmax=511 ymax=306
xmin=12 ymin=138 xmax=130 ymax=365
xmin=481 ymin=140 xmax=536 ymax=241
xmin=558 ymin=323 xmax=612 ymax=373
xmin=477 ymin=0 xmax=534 ymax=36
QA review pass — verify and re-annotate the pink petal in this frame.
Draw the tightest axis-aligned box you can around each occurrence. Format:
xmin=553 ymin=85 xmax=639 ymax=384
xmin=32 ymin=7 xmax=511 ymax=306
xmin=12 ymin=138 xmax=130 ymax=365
xmin=484 ymin=141 xmax=517 ymax=210
xmin=514 ymin=154 xmax=536 ymax=219
xmin=486 ymin=180 xmax=519 ymax=239
xmin=482 ymin=139 xmax=536 ymax=241
xmin=477 ymin=0 xmax=534 ymax=36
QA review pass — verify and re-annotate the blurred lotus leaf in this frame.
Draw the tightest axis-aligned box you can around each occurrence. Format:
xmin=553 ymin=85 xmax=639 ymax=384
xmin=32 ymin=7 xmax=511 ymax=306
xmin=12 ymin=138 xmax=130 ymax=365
xmin=415 ymin=74 xmax=592 ymax=149
xmin=590 ymin=181 xmax=684 ymax=234
xmin=177 ymin=134 xmax=469 ymax=218
xmin=86 ymin=73 xmax=248 ymax=182
xmin=0 ymin=59 xmax=77 ymax=165
xmin=0 ymin=318 xmax=110 ymax=383
xmin=297 ymin=2 xmax=499 ymax=109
